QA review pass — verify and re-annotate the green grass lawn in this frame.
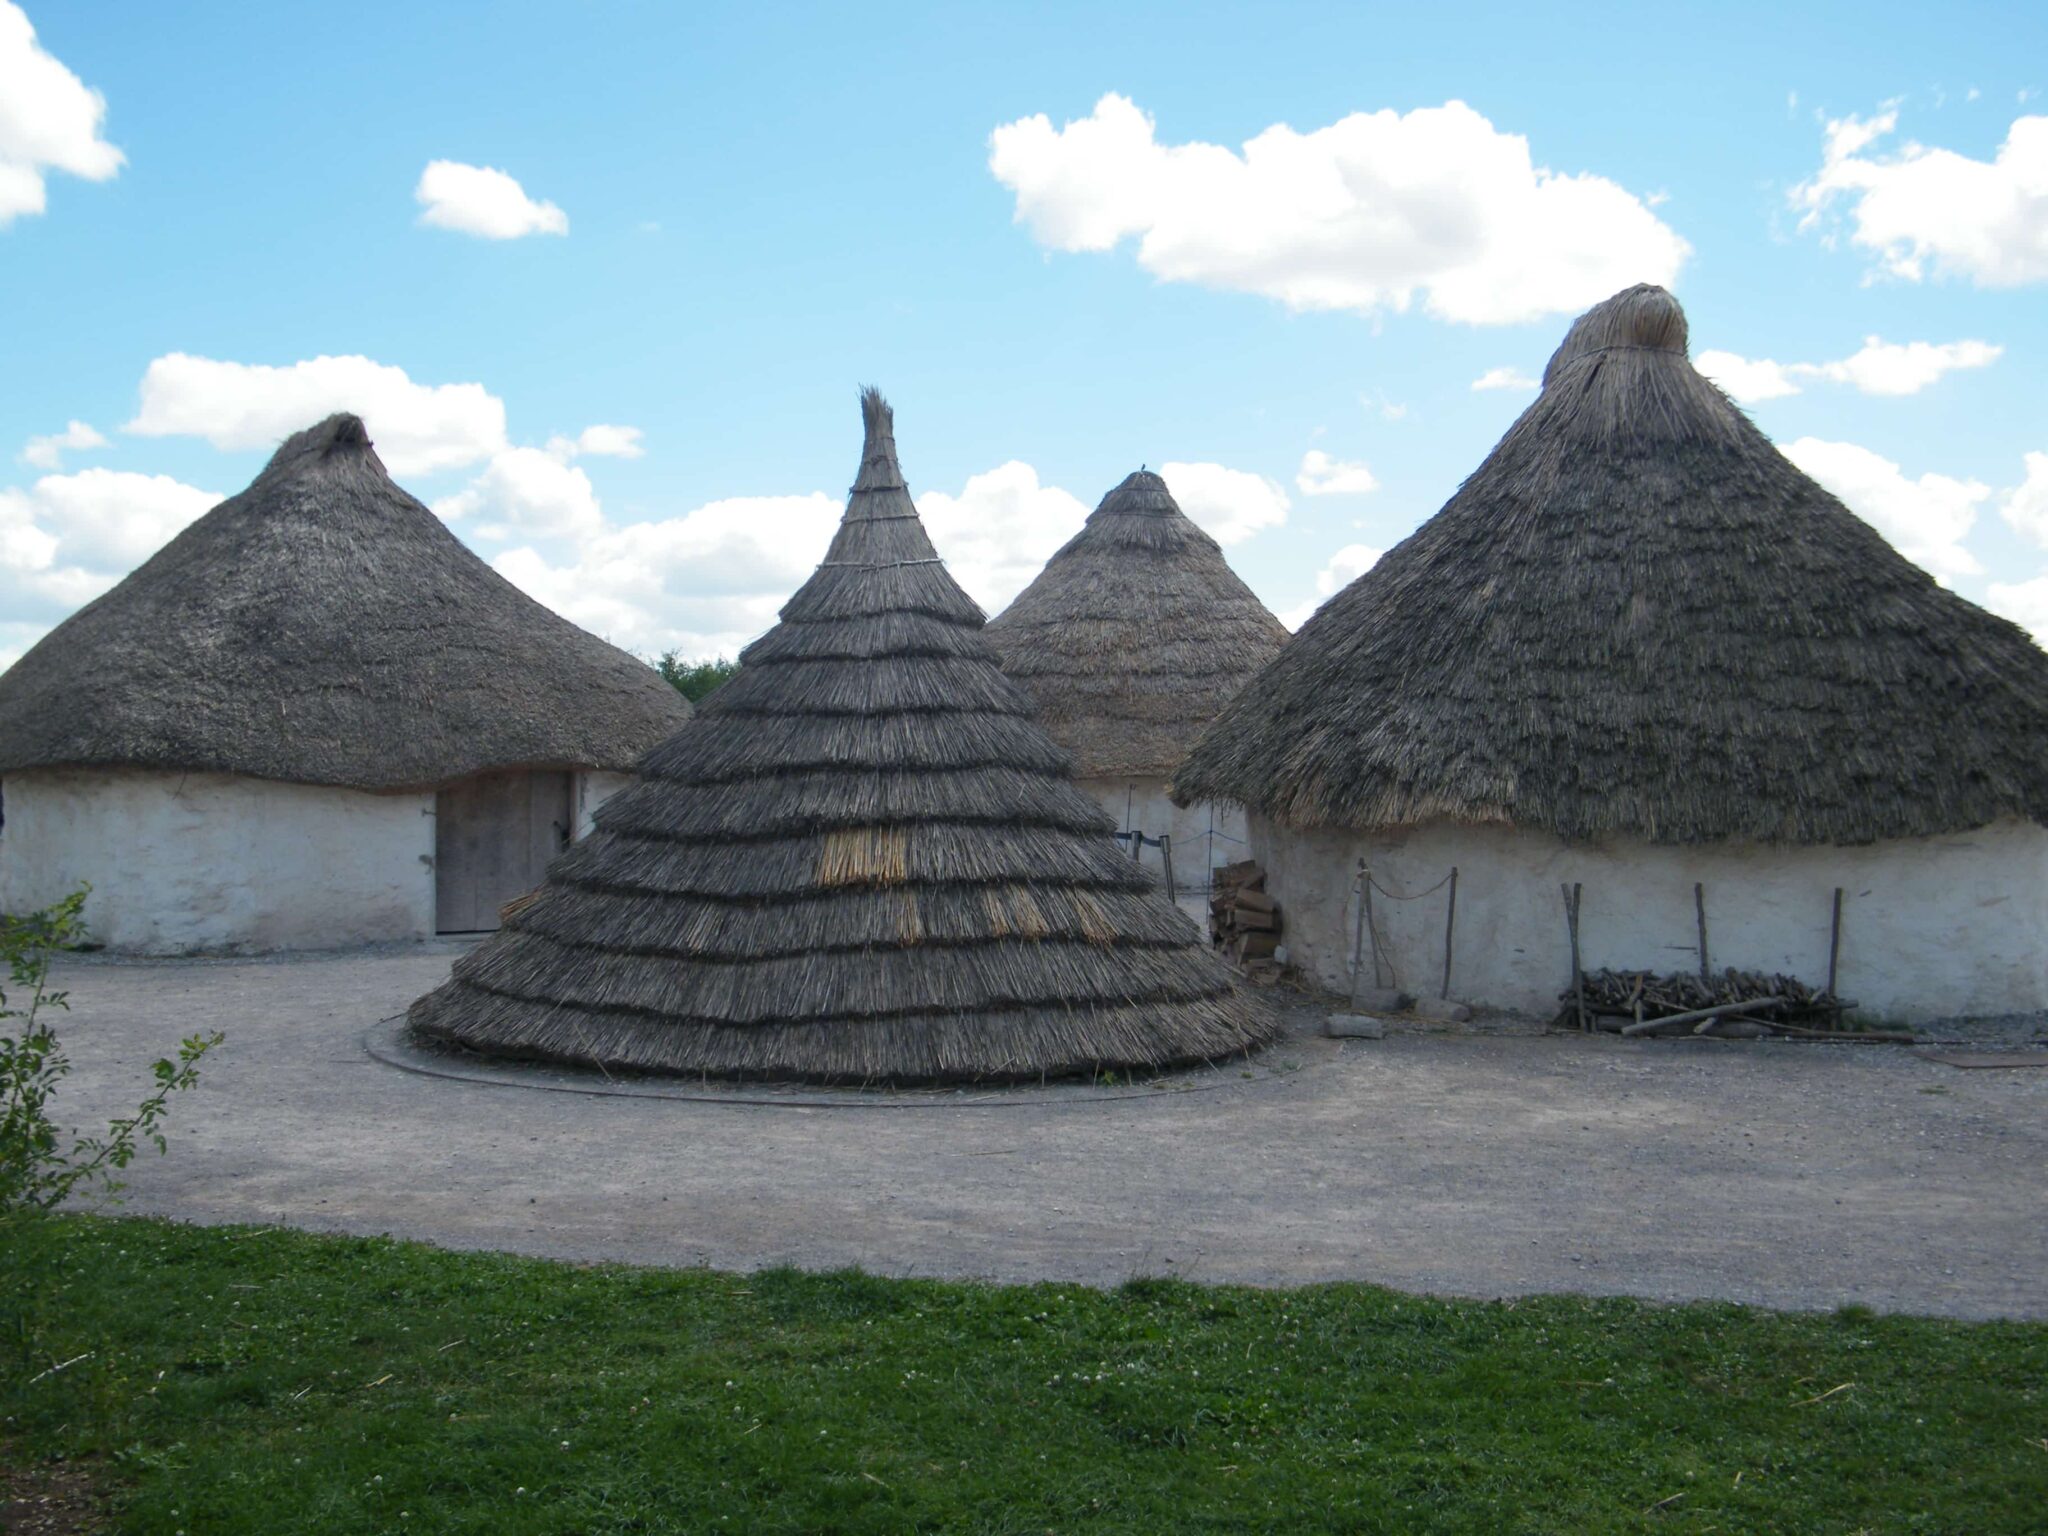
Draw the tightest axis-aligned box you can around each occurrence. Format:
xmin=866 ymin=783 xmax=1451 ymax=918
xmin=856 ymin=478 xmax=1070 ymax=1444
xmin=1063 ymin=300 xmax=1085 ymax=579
xmin=3 ymin=1216 xmax=2043 ymax=1533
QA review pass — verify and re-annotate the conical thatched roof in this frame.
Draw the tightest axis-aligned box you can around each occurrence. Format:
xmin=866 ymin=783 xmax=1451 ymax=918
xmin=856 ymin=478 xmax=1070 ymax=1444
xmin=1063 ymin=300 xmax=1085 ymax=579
xmin=1174 ymin=285 xmax=2048 ymax=846
xmin=0 ymin=414 xmax=690 ymax=790
xmin=409 ymin=391 xmax=1276 ymax=1083
xmin=985 ymin=471 xmax=1289 ymax=779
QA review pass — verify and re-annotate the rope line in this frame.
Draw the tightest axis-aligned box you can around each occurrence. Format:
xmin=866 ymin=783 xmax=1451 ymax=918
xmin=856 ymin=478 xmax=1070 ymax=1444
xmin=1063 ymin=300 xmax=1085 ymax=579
xmin=816 ymin=558 xmax=946 ymax=569
xmin=1364 ymin=869 xmax=1455 ymax=901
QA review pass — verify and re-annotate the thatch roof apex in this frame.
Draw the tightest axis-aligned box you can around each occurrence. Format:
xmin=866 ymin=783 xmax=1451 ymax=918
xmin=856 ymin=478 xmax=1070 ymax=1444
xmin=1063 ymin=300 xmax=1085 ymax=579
xmin=1542 ymin=283 xmax=1688 ymax=385
xmin=410 ymin=389 xmax=1275 ymax=1083
xmin=987 ymin=469 xmax=1288 ymax=781
xmin=0 ymin=413 xmax=690 ymax=790
xmin=1172 ymin=285 xmax=2048 ymax=846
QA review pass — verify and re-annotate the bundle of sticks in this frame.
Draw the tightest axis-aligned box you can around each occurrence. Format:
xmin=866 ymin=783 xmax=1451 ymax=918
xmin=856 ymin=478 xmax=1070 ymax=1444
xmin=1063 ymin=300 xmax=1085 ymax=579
xmin=1554 ymin=966 xmax=1878 ymax=1038
xmin=1210 ymin=860 xmax=1283 ymax=972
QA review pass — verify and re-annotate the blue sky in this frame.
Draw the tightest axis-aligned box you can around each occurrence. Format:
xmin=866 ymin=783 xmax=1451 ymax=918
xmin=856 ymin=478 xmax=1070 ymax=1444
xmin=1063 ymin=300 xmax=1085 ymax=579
xmin=4 ymin=0 xmax=2046 ymax=666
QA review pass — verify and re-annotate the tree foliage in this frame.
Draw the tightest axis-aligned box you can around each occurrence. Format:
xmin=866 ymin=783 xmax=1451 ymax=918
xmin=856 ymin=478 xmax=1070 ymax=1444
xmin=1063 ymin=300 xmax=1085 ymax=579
xmin=655 ymin=652 xmax=739 ymax=703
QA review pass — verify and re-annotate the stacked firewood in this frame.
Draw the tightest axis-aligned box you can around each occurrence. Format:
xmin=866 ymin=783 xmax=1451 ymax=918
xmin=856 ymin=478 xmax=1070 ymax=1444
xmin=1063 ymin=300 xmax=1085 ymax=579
xmin=1555 ymin=966 xmax=1857 ymax=1035
xmin=1210 ymin=860 xmax=1283 ymax=975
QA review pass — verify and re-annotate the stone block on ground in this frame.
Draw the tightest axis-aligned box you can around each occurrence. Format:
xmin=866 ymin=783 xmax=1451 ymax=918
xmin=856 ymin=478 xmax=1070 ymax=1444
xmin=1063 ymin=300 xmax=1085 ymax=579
xmin=1326 ymin=1013 xmax=1387 ymax=1039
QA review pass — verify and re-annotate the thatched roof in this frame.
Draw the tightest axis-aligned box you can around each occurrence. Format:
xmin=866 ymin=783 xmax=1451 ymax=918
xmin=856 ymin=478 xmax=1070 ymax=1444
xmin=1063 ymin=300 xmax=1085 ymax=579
xmin=1174 ymin=285 xmax=2048 ymax=846
xmin=0 ymin=415 xmax=690 ymax=790
xmin=410 ymin=391 xmax=1276 ymax=1083
xmin=985 ymin=471 xmax=1288 ymax=780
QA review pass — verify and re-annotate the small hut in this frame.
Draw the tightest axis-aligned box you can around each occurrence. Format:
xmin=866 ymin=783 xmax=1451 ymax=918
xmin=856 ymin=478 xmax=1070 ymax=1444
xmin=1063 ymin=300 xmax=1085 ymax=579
xmin=1173 ymin=285 xmax=2048 ymax=1023
xmin=0 ymin=415 xmax=691 ymax=952
xmin=986 ymin=471 xmax=1287 ymax=890
xmin=409 ymin=391 xmax=1275 ymax=1082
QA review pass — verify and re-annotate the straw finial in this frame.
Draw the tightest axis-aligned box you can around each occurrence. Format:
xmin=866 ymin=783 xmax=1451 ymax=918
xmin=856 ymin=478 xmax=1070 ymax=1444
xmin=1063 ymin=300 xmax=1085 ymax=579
xmin=1542 ymin=284 xmax=1690 ymax=386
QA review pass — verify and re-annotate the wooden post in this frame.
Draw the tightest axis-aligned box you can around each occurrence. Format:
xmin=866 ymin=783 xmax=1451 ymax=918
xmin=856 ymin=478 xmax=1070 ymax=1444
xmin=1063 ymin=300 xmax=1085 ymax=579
xmin=1363 ymin=861 xmax=1381 ymax=989
xmin=1827 ymin=886 xmax=1844 ymax=1030
xmin=1561 ymin=881 xmax=1585 ymax=1030
xmin=1160 ymin=834 xmax=1175 ymax=900
xmin=1350 ymin=860 xmax=1368 ymax=1013
xmin=1694 ymin=882 xmax=1709 ymax=983
xmin=1441 ymin=866 xmax=1459 ymax=999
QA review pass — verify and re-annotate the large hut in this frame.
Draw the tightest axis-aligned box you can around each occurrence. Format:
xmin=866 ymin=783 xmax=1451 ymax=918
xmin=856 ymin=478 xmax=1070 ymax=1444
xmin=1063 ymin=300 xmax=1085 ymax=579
xmin=1174 ymin=285 xmax=2048 ymax=1024
xmin=409 ymin=391 xmax=1275 ymax=1082
xmin=985 ymin=471 xmax=1287 ymax=890
xmin=0 ymin=414 xmax=691 ymax=952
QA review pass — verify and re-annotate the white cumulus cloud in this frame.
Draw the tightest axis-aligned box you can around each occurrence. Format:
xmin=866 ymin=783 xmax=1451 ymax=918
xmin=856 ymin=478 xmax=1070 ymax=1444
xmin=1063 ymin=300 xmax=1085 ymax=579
xmin=989 ymin=93 xmax=1688 ymax=325
xmin=414 ymin=159 xmax=568 ymax=239
xmin=1784 ymin=436 xmax=1988 ymax=581
xmin=487 ymin=459 xmax=1112 ymax=660
xmin=20 ymin=418 xmax=107 ymax=469
xmin=920 ymin=462 xmax=1090 ymax=615
xmin=434 ymin=447 xmax=602 ymax=541
xmin=546 ymin=423 xmax=644 ymax=460
xmin=1697 ymin=336 xmax=2001 ymax=403
xmin=0 ymin=467 xmax=221 ymax=660
xmin=1793 ymin=108 xmax=2048 ymax=285
xmin=1987 ymin=571 xmax=2048 ymax=642
xmin=1998 ymin=450 xmax=2048 ymax=548
xmin=0 ymin=1 xmax=123 ymax=225
xmin=1295 ymin=450 xmax=1378 ymax=497
xmin=1471 ymin=366 xmax=1539 ymax=392
xmin=125 ymin=353 xmax=508 ymax=476
xmin=1159 ymin=461 xmax=1289 ymax=543
xmin=493 ymin=493 xmax=844 ymax=659
xmin=1282 ymin=542 xmax=1384 ymax=629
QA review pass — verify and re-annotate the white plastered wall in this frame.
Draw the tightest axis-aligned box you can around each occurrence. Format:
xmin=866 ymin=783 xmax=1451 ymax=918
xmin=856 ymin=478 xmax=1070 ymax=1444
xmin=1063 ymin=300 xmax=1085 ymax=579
xmin=0 ymin=767 xmax=434 ymax=954
xmin=574 ymin=769 xmax=635 ymax=837
xmin=1078 ymin=775 xmax=1254 ymax=892
xmin=1251 ymin=812 xmax=2048 ymax=1024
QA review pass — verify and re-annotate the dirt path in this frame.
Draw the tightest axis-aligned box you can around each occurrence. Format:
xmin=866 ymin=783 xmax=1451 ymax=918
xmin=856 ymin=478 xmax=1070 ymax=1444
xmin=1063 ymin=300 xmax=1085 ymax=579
xmin=45 ymin=947 xmax=2048 ymax=1320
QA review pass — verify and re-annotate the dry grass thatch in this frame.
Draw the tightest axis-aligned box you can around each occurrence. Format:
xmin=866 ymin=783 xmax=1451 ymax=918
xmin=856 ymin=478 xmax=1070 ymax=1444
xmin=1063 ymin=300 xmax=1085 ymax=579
xmin=410 ymin=391 xmax=1277 ymax=1084
xmin=986 ymin=471 xmax=1288 ymax=778
xmin=1173 ymin=284 xmax=2048 ymax=845
xmin=0 ymin=414 xmax=690 ymax=790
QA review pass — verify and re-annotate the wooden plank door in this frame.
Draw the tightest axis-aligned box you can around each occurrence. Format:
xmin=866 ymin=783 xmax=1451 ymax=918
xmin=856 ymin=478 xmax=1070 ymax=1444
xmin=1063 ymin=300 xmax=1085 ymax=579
xmin=435 ymin=770 xmax=573 ymax=933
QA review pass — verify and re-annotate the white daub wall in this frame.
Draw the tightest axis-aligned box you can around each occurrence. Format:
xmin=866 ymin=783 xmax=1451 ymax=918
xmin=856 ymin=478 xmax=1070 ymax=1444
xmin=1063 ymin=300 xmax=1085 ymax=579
xmin=1078 ymin=775 xmax=1254 ymax=892
xmin=1252 ymin=813 xmax=2048 ymax=1024
xmin=0 ymin=765 xmax=631 ymax=954
xmin=0 ymin=767 xmax=434 ymax=953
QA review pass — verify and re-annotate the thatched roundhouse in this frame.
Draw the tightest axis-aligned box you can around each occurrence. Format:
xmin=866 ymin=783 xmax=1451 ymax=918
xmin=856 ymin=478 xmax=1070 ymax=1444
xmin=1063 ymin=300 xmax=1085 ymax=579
xmin=986 ymin=471 xmax=1287 ymax=890
xmin=1174 ymin=285 xmax=2048 ymax=1023
xmin=409 ymin=391 xmax=1276 ymax=1082
xmin=0 ymin=414 xmax=690 ymax=952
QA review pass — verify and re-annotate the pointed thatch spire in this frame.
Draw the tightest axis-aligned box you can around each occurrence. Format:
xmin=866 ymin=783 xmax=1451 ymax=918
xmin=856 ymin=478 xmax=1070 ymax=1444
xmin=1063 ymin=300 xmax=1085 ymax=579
xmin=1174 ymin=285 xmax=2048 ymax=845
xmin=986 ymin=470 xmax=1288 ymax=778
xmin=408 ymin=391 xmax=1276 ymax=1082
xmin=0 ymin=413 xmax=690 ymax=789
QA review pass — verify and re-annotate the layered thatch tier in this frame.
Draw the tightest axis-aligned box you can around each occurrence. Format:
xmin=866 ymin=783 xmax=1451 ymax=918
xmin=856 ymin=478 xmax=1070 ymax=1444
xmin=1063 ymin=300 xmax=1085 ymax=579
xmin=410 ymin=391 xmax=1276 ymax=1083
xmin=986 ymin=471 xmax=1288 ymax=779
xmin=0 ymin=415 xmax=690 ymax=789
xmin=1175 ymin=284 xmax=2048 ymax=845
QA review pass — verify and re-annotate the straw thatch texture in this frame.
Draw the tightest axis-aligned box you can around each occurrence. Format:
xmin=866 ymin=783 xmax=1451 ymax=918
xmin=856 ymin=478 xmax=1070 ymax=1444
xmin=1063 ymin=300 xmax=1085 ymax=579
xmin=0 ymin=415 xmax=690 ymax=789
xmin=410 ymin=391 xmax=1276 ymax=1083
xmin=1174 ymin=285 xmax=2048 ymax=845
xmin=986 ymin=472 xmax=1288 ymax=778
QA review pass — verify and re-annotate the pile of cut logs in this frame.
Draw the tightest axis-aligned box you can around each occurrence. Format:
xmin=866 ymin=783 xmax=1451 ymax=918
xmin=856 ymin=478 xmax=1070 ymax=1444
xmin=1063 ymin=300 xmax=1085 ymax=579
xmin=1553 ymin=966 xmax=1896 ymax=1038
xmin=1211 ymin=860 xmax=1283 ymax=977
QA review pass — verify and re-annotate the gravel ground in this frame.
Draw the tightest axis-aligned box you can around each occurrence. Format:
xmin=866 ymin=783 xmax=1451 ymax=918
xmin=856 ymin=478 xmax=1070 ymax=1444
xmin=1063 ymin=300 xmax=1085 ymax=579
xmin=39 ymin=944 xmax=2048 ymax=1320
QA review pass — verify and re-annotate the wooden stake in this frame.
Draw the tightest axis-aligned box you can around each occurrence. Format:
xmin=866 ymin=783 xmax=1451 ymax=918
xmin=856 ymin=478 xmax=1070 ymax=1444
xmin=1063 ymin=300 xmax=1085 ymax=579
xmin=1363 ymin=861 xmax=1382 ymax=989
xmin=1561 ymin=881 xmax=1586 ymax=1031
xmin=1350 ymin=860 xmax=1367 ymax=1013
xmin=1694 ymin=882 xmax=1709 ymax=983
xmin=1160 ymin=834 xmax=1175 ymax=901
xmin=1441 ymin=866 xmax=1459 ymax=999
xmin=1827 ymin=886 xmax=1845 ymax=1031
